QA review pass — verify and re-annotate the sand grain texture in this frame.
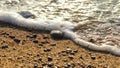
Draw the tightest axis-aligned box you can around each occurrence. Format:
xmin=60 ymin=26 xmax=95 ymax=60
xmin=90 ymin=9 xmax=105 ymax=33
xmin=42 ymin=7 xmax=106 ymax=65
xmin=0 ymin=23 xmax=120 ymax=68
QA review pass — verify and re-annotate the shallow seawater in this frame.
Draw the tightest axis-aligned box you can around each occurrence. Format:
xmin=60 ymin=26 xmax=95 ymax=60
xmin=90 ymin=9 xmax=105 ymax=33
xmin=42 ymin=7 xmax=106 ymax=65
xmin=0 ymin=0 xmax=120 ymax=22
xmin=76 ymin=21 xmax=120 ymax=47
xmin=0 ymin=0 xmax=120 ymax=48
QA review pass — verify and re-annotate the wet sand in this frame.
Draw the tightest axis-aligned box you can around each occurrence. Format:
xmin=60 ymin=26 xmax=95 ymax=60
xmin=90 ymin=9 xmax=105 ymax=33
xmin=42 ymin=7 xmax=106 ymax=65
xmin=0 ymin=23 xmax=120 ymax=68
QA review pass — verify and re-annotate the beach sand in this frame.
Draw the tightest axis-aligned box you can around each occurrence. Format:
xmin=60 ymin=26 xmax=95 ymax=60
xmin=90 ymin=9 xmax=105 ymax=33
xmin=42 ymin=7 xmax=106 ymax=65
xmin=0 ymin=23 xmax=120 ymax=68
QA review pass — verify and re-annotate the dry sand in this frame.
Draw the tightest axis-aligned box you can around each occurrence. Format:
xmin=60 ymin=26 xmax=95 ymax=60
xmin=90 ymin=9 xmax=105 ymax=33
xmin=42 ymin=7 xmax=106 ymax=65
xmin=0 ymin=23 xmax=120 ymax=68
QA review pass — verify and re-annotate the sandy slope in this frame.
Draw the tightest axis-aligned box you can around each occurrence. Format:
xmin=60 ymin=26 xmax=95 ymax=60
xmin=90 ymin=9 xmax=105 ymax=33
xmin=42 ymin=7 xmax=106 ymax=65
xmin=0 ymin=23 xmax=120 ymax=68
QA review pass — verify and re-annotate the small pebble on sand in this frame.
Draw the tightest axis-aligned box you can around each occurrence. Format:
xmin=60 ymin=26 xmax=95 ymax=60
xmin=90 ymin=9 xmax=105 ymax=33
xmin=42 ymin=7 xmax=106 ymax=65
xmin=50 ymin=30 xmax=63 ymax=39
xmin=33 ymin=39 xmax=39 ymax=43
xmin=1 ymin=44 xmax=8 ymax=49
xmin=48 ymin=56 xmax=53 ymax=61
xmin=13 ymin=38 xmax=20 ymax=43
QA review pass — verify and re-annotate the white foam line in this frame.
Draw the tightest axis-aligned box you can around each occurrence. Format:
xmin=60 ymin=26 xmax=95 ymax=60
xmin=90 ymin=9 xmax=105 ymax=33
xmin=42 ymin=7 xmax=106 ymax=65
xmin=0 ymin=11 xmax=120 ymax=56
xmin=63 ymin=29 xmax=120 ymax=56
xmin=0 ymin=12 xmax=75 ymax=31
